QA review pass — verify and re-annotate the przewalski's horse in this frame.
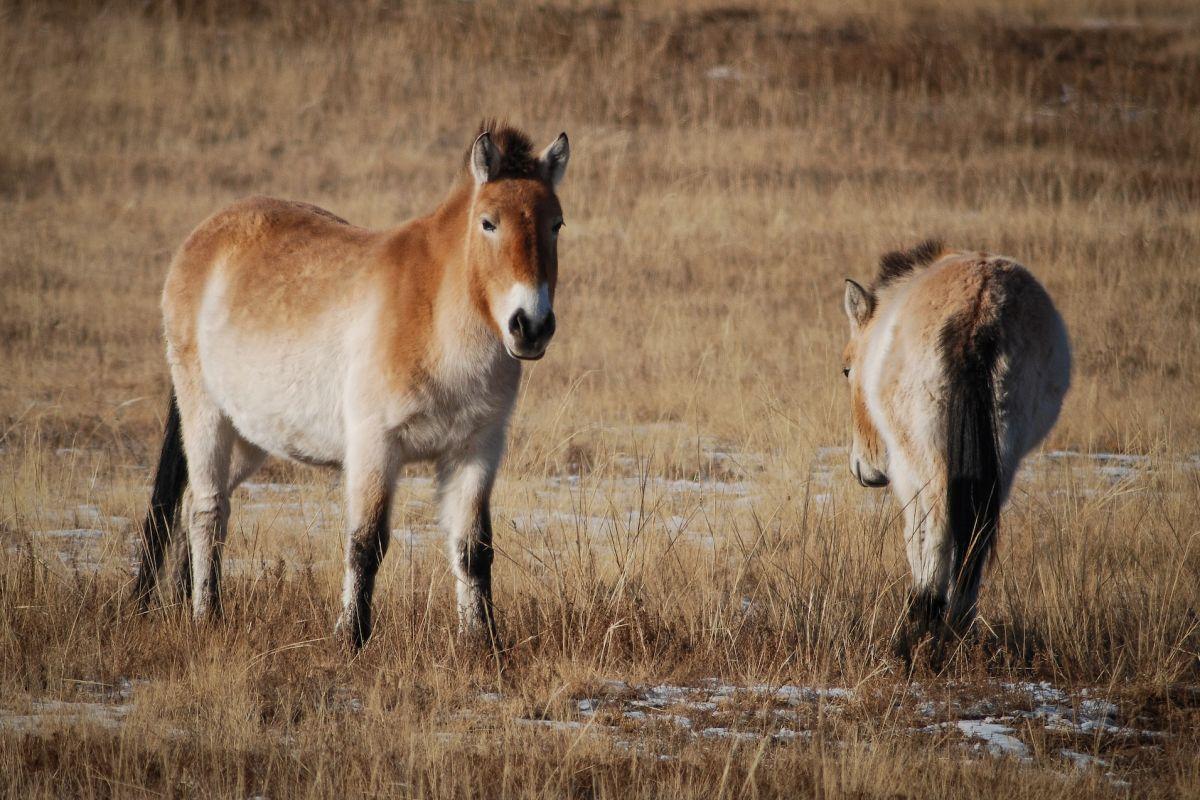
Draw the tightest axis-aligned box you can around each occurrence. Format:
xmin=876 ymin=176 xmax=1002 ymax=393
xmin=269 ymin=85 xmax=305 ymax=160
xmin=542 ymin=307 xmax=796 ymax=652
xmin=131 ymin=122 xmax=570 ymax=651
xmin=841 ymin=241 xmax=1070 ymax=655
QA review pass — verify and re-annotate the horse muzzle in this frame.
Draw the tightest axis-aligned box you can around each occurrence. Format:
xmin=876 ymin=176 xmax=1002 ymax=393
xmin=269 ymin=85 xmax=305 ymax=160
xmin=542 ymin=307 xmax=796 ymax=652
xmin=853 ymin=460 xmax=889 ymax=488
xmin=505 ymin=308 xmax=555 ymax=360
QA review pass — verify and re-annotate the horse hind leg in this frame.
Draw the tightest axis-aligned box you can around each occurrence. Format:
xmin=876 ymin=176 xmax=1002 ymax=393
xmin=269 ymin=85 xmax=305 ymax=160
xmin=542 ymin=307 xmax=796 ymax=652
xmin=895 ymin=477 xmax=954 ymax=661
xmin=167 ymin=436 xmax=265 ymax=607
xmin=167 ymin=489 xmax=193 ymax=607
xmin=946 ymin=466 xmax=1009 ymax=637
xmin=171 ymin=369 xmax=237 ymax=621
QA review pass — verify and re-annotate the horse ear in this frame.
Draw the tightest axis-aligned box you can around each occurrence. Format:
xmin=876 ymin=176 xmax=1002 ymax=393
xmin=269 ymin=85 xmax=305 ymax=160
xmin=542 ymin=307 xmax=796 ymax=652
xmin=539 ymin=132 xmax=569 ymax=187
xmin=470 ymin=132 xmax=496 ymax=185
xmin=844 ymin=279 xmax=874 ymax=330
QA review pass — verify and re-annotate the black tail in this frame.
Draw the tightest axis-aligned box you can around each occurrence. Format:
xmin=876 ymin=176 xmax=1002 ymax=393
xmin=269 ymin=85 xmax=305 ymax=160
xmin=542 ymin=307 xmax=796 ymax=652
xmin=131 ymin=394 xmax=189 ymax=609
xmin=943 ymin=323 xmax=1002 ymax=631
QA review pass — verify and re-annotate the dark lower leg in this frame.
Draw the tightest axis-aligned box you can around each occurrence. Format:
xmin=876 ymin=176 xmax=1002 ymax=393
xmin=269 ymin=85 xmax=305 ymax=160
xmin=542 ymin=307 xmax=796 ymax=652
xmin=893 ymin=587 xmax=948 ymax=662
xmin=339 ymin=519 xmax=389 ymax=651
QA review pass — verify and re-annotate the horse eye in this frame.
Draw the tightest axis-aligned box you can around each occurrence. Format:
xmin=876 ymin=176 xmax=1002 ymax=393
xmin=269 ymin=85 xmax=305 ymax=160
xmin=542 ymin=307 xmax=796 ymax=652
xmin=481 ymin=218 xmax=497 ymax=232
xmin=552 ymin=220 xmax=565 ymax=233
xmin=842 ymin=367 xmax=850 ymax=378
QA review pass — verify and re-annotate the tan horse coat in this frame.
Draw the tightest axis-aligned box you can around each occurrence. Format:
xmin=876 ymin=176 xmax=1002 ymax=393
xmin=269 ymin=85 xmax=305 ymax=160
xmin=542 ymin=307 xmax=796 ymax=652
xmin=843 ymin=242 xmax=1070 ymax=651
xmin=133 ymin=124 xmax=569 ymax=651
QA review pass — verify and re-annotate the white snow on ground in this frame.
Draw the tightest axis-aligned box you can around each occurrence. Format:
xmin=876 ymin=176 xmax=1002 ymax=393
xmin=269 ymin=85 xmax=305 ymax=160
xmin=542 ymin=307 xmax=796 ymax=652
xmin=241 ymin=481 xmax=304 ymax=495
xmin=509 ymin=509 xmax=614 ymax=536
xmin=34 ymin=445 xmax=1192 ymax=578
xmin=571 ymin=679 xmax=854 ymax=743
xmin=38 ymin=527 xmax=104 ymax=539
xmin=516 ymin=718 xmax=603 ymax=733
xmin=953 ymin=719 xmax=1030 ymax=759
xmin=541 ymin=676 xmax=1170 ymax=786
xmin=0 ymin=674 xmax=1175 ymax=792
xmin=1061 ymin=749 xmax=1110 ymax=769
xmin=16 ymin=444 xmax=1191 ymax=786
xmin=0 ymin=699 xmax=131 ymax=733
xmin=546 ymin=475 xmax=753 ymax=500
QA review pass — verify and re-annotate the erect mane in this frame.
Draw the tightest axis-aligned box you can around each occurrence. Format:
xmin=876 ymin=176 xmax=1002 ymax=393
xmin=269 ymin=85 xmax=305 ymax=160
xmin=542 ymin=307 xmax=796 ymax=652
xmin=874 ymin=239 xmax=946 ymax=290
xmin=464 ymin=119 xmax=540 ymax=180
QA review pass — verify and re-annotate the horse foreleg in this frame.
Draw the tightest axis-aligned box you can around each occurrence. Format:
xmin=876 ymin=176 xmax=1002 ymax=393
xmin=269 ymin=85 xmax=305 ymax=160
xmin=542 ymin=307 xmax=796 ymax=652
xmin=336 ymin=436 xmax=395 ymax=652
xmin=437 ymin=429 xmax=503 ymax=647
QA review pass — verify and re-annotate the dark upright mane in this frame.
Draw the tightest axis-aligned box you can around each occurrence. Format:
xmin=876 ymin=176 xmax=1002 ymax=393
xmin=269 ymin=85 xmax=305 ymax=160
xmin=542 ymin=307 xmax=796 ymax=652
xmin=465 ymin=119 xmax=539 ymax=180
xmin=874 ymin=239 xmax=946 ymax=290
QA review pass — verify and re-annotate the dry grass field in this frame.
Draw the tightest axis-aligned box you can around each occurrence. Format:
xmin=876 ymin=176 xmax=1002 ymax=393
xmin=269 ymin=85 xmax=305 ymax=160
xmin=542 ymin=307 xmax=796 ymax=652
xmin=3 ymin=0 xmax=1200 ymax=796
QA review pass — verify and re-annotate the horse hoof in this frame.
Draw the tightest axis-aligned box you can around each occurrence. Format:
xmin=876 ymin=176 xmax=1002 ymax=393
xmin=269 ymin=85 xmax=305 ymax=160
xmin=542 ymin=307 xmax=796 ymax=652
xmin=334 ymin=616 xmax=369 ymax=654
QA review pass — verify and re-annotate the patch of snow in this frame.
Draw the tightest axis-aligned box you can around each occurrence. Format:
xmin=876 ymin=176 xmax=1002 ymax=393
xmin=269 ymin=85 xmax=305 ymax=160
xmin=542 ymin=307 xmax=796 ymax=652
xmin=700 ymin=726 xmax=760 ymax=742
xmin=1060 ymin=749 xmax=1109 ymax=769
xmin=509 ymin=510 xmax=611 ymax=535
xmin=770 ymin=685 xmax=854 ymax=704
xmin=516 ymin=718 xmax=607 ymax=733
xmin=1080 ymin=698 xmax=1118 ymax=720
xmin=916 ymin=700 xmax=939 ymax=717
xmin=38 ymin=528 xmax=104 ymax=539
xmin=1003 ymin=681 xmax=1068 ymax=705
xmin=955 ymin=719 xmax=1030 ymax=760
xmin=0 ymin=699 xmax=131 ymax=733
xmin=242 ymin=482 xmax=302 ymax=495
xmin=705 ymin=66 xmax=744 ymax=82
xmin=773 ymin=727 xmax=812 ymax=741
xmin=1042 ymin=451 xmax=1148 ymax=465
xmin=1097 ymin=465 xmax=1137 ymax=481
xmin=624 ymin=710 xmax=691 ymax=728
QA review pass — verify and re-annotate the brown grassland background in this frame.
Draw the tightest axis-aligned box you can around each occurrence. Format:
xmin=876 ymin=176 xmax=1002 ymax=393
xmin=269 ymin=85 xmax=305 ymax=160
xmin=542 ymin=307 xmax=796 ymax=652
xmin=2 ymin=0 xmax=1200 ymax=796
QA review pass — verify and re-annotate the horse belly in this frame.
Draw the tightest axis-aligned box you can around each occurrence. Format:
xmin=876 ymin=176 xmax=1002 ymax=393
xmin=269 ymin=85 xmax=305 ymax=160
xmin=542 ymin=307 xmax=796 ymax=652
xmin=198 ymin=325 xmax=347 ymax=467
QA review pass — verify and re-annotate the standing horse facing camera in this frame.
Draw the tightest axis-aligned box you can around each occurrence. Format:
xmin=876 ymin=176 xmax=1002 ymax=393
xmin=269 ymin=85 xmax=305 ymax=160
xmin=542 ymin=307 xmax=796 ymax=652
xmin=132 ymin=122 xmax=570 ymax=651
xmin=841 ymin=241 xmax=1070 ymax=655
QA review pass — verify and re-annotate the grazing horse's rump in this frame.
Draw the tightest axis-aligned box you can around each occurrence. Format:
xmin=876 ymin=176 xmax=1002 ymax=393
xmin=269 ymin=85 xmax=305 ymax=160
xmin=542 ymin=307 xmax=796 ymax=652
xmin=133 ymin=122 xmax=571 ymax=652
xmin=841 ymin=242 xmax=1071 ymax=654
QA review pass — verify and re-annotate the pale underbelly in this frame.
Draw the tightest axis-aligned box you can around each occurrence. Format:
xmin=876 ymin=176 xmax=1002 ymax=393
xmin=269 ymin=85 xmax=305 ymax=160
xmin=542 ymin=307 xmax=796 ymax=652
xmin=198 ymin=333 xmax=348 ymax=467
xmin=192 ymin=303 xmax=517 ymax=469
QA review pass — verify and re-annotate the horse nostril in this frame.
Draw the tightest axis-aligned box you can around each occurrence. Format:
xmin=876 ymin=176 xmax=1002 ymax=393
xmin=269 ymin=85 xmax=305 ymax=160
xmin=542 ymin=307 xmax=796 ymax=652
xmin=542 ymin=311 xmax=556 ymax=340
xmin=508 ymin=310 xmax=529 ymax=339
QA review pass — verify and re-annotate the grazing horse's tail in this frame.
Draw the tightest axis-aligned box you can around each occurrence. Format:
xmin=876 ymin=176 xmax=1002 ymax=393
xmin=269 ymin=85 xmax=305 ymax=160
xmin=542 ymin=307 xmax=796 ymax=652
xmin=131 ymin=393 xmax=189 ymax=610
xmin=942 ymin=312 xmax=1003 ymax=631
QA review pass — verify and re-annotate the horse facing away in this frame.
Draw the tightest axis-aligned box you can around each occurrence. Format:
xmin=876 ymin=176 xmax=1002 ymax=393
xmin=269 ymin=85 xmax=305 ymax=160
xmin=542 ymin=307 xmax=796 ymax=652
xmin=131 ymin=121 xmax=570 ymax=651
xmin=841 ymin=241 xmax=1071 ymax=656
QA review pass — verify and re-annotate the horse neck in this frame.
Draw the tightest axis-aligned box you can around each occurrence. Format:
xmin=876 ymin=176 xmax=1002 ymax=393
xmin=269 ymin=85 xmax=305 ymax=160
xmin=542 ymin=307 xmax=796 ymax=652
xmin=421 ymin=180 xmax=505 ymax=376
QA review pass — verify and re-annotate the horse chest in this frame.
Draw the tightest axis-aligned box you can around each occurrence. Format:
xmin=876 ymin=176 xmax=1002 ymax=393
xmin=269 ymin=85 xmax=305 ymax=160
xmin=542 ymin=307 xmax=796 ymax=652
xmin=391 ymin=375 xmax=515 ymax=461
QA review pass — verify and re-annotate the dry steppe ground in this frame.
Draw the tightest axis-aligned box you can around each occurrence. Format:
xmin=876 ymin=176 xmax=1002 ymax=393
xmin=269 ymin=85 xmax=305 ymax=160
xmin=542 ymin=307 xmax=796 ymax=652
xmin=2 ymin=1 xmax=1199 ymax=797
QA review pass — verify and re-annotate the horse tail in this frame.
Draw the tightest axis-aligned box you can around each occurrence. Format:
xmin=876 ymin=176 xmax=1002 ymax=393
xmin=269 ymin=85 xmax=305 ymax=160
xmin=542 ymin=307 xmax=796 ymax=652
xmin=942 ymin=308 xmax=1003 ymax=629
xmin=131 ymin=393 xmax=189 ymax=609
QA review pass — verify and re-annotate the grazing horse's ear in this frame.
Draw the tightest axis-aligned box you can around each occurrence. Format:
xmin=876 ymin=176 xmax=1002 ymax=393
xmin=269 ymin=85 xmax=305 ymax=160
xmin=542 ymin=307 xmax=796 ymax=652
xmin=844 ymin=279 xmax=874 ymax=330
xmin=539 ymin=132 xmax=570 ymax=187
xmin=471 ymin=132 xmax=496 ymax=185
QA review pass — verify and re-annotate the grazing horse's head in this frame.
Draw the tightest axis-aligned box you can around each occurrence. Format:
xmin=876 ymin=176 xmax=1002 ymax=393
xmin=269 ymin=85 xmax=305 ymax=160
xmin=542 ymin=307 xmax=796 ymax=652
xmin=842 ymin=279 xmax=890 ymax=488
xmin=464 ymin=124 xmax=570 ymax=361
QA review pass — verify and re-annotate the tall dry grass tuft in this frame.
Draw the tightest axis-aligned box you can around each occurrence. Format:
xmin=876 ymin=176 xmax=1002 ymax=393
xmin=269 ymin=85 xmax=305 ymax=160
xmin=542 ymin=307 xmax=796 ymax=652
xmin=1 ymin=1 xmax=1198 ymax=796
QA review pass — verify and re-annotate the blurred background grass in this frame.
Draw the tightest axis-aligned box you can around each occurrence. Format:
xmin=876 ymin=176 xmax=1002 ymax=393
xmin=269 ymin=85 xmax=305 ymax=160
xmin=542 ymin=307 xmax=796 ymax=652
xmin=1 ymin=1 xmax=1198 ymax=797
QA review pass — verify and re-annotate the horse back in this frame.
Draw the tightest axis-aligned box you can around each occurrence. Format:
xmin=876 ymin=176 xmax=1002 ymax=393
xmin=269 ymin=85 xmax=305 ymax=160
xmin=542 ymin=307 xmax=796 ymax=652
xmin=162 ymin=196 xmax=383 ymax=355
xmin=886 ymin=252 xmax=1069 ymax=469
